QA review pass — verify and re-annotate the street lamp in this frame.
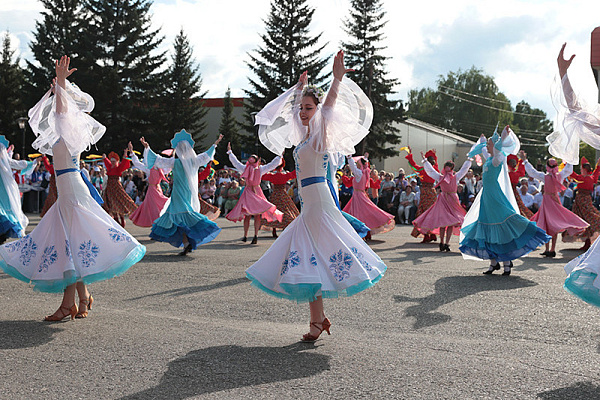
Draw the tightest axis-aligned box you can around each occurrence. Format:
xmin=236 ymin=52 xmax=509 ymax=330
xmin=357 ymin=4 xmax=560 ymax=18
xmin=17 ymin=117 xmax=27 ymax=159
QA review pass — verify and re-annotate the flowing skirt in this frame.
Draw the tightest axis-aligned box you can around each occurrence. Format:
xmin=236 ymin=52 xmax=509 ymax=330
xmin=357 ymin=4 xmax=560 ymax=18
xmin=129 ymin=185 xmax=169 ymax=227
xmin=103 ymin=175 xmax=138 ymax=216
xmin=342 ymin=190 xmax=395 ymax=235
xmin=572 ymin=189 xmax=600 ymax=237
xmin=564 ymin=238 xmax=600 ymax=308
xmin=226 ymin=186 xmax=283 ymax=223
xmin=412 ymin=192 xmax=465 ymax=235
xmin=246 ymin=180 xmax=386 ymax=303
xmin=0 ymin=171 xmax=146 ymax=293
xmin=411 ymin=182 xmax=436 ymax=237
xmin=512 ymin=184 xmax=533 ymax=219
xmin=40 ymin=175 xmax=57 ymax=218
xmin=262 ymin=185 xmax=299 ymax=229
xmin=199 ymin=197 xmax=221 ymax=221
xmin=531 ymin=194 xmax=588 ymax=236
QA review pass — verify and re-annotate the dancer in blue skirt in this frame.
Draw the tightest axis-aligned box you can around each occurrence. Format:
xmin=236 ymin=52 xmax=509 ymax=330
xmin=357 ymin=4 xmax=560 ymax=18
xmin=459 ymin=126 xmax=550 ymax=275
xmin=141 ymin=131 xmax=222 ymax=256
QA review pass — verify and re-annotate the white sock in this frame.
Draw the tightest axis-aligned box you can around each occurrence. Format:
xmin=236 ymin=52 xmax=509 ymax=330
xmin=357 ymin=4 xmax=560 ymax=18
xmin=503 ymin=261 xmax=511 ymax=271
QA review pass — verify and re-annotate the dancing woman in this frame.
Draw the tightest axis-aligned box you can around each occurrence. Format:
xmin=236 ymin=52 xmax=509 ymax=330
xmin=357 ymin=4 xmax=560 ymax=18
xmin=226 ymin=145 xmax=283 ymax=244
xmin=460 ymin=126 xmax=550 ymax=275
xmin=343 ymin=154 xmax=395 ymax=240
xmin=406 ymin=147 xmax=439 ymax=242
xmin=142 ymin=131 xmax=222 ymax=255
xmin=569 ymin=157 xmax=600 ymax=251
xmin=0 ymin=56 xmax=146 ymax=320
xmin=40 ymin=154 xmax=57 ymax=218
xmin=0 ymin=140 xmax=37 ymax=243
xmin=128 ymin=142 xmax=169 ymax=227
xmin=102 ymin=149 xmax=137 ymax=227
xmin=507 ymin=154 xmax=534 ymax=219
xmin=247 ymin=50 xmax=386 ymax=341
xmin=412 ymin=156 xmax=472 ymax=252
xmin=519 ymin=151 xmax=588 ymax=257
xmin=197 ymin=162 xmax=221 ymax=220
xmin=260 ymin=159 xmax=299 ymax=238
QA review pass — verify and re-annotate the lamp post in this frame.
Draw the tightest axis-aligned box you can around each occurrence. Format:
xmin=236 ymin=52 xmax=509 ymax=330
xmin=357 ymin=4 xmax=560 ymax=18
xmin=17 ymin=117 xmax=27 ymax=159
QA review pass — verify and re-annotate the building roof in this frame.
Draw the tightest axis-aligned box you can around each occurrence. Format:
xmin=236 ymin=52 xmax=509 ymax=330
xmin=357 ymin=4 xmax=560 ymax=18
xmin=403 ymin=118 xmax=475 ymax=144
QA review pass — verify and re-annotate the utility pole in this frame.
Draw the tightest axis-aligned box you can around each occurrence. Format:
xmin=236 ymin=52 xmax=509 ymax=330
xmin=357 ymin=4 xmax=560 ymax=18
xmin=591 ymin=27 xmax=600 ymax=160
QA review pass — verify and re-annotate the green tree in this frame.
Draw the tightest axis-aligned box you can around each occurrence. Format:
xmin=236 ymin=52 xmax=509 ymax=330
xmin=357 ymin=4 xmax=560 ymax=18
xmin=244 ymin=0 xmax=328 ymax=161
xmin=215 ymin=87 xmax=240 ymax=165
xmin=511 ymin=100 xmax=553 ymax=161
xmin=161 ymin=28 xmax=207 ymax=149
xmin=0 ymin=32 xmax=25 ymax=151
xmin=342 ymin=0 xmax=404 ymax=159
xmin=83 ymin=0 xmax=166 ymax=151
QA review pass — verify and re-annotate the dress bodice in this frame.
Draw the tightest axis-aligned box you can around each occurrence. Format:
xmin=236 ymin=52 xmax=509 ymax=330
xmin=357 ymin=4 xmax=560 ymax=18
xmin=292 ymin=138 xmax=330 ymax=181
xmin=51 ymin=138 xmax=80 ymax=171
xmin=148 ymin=168 xmax=165 ymax=186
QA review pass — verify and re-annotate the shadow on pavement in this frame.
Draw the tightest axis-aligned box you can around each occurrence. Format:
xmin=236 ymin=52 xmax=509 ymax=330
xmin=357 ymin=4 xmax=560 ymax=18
xmin=0 ymin=273 xmax=12 ymax=279
xmin=119 ymin=344 xmax=330 ymax=399
xmin=128 ymin=277 xmax=249 ymax=300
xmin=0 ymin=320 xmax=63 ymax=349
xmin=394 ymin=275 xmax=538 ymax=329
xmin=537 ymin=381 xmax=600 ymax=399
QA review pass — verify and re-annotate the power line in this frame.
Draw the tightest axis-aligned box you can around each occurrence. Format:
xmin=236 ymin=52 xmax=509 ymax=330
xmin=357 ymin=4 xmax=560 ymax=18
xmin=436 ymin=90 xmax=548 ymax=119
xmin=438 ymin=84 xmax=512 ymax=105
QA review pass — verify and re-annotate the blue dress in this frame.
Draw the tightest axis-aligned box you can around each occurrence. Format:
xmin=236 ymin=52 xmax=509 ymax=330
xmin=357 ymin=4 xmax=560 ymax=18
xmin=149 ymin=148 xmax=221 ymax=250
xmin=459 ymin=156 xmax=550 ymax=261
xmin=0 ymin=157 xmax=36 ymax=239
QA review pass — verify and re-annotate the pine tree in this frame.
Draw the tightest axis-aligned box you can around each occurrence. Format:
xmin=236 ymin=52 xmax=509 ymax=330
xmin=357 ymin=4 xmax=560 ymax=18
xmin=161 ymin=28 xmax=207 ymax=149
xmin=342 ymin=0 xmax=404 ymax=159
xmin=83 ymin=0 xmax=166 ymax=151
xmin=215 ymin=87 xmax=240 ymax=165
xmin=0 ymin=32 xmax=25 ymax=150
xmin=244 ymin=0 xmax=328 ymax=160
xmin=24 ymin=0 xmax=89 ymax=106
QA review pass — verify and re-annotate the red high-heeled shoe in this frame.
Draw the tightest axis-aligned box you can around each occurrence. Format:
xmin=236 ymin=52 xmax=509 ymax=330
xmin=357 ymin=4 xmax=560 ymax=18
xmin=301 ymin=318 xmax=332 ymax=342
xmin=44 ymin=304 xmax=78 ymax=321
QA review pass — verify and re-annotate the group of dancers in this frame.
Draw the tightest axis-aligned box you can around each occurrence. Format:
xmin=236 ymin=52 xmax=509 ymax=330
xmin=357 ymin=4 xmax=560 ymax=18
xmin=2 ymin=43 xmax=600 ymax=340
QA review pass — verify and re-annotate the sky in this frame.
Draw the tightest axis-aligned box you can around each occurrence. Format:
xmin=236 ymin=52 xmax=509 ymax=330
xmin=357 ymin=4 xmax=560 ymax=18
xmin=1 ymin=0 xmax=599 ymax=124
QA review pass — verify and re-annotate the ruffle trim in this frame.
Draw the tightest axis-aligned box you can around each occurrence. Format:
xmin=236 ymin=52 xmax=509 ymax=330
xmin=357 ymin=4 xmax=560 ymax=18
xmin=0 ymin=244 xmax=146 ymax=293
xmin=246 ymin=264 xmax=386 ymax=304
xmin=150 ymin=210 xmax=221 ymax=249
xmin=564 ymin=269 xmax=600 ymax=308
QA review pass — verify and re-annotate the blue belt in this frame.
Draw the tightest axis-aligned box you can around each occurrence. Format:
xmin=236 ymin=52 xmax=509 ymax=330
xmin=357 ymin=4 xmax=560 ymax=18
xmin=55 ymin=168 xmax=104 ymax=205
xmin=301 ymin=176 xmax=340 ymax=209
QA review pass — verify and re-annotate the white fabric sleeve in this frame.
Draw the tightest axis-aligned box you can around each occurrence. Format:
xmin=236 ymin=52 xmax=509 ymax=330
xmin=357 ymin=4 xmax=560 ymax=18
xmin=455 ymin=159 xmax=472 ymax=182
xmin=559 ymin=163 xmax=574 ymax=180
xmin=523 ymin=160 xmax=545 ymax=181
xmin=227 ymin=151 xmax=246 ymax=173
xmin=422 ymin=160 xmax=443 ymax=182
xmin=491 ymin=147 xmax=505 ymax=167
xmin=8 ymin=159 xmax=32 ymax=171
xmin=131 ymin=153 xmax=150 ymax=175
xmin=259 ymin=156 xmax=282 ymax=175
xmin=143 ymin=146 xmax=174 ymax=173
xmin=347 ymin=158 xmax=363 ymax=182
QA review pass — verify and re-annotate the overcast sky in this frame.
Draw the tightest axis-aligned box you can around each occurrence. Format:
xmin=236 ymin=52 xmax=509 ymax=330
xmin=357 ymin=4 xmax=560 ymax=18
xmin=1 ymin=0 xmax=599 ymax=124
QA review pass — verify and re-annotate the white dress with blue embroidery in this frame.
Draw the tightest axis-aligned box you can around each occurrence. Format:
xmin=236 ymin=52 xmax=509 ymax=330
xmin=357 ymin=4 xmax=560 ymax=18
xmin=246 ymin=77 xmax=385 ymax=303
xmin=0 ymin=83 xmax=146 ymax=293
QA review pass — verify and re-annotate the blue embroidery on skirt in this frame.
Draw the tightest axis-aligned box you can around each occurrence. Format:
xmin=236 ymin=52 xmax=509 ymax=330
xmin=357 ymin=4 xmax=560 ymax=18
xmin=39 ymin=246 xmax=58 ymax=273
xmin=78 ymin=240 xmax=100 ymax=268
xmin=329 ymin=250 xmax=352 ymax=281
xmin=19 ymin=236 xmax=37 ymax=266
xmin=280 ymin=250 xmax=300 ymax=275
xmin=351 ymin=247 xmax=372 ymax=271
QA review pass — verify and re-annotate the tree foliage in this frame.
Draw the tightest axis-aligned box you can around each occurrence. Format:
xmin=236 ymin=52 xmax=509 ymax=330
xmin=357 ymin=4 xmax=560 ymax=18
xmin=244 ymin=0 xmax=328 ymax=162
xmin=215 ymin=87 xmax=240 ymax=165
xmin=342 ymin=0 xmax=404 ymax=159
xmin=0 ymin=32 xmax=25 ymax=151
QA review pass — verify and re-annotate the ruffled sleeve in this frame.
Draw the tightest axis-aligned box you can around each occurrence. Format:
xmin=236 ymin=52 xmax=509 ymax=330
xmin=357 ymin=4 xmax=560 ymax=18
xmin=546 ymin=72 xmax=600 ymax=164
xmin=28 ymin=81 xmax=106 ymax=156
xmin=195 ymin=145 xmax=216 ymax=168
xmin=144 ymin=146 xmax=174 ymax=174
xmin=9 ymin=159 xmax=37 ymax=176
xmin=130 ymin=153 xmax=150 ymax=175
xmin=227 ymin=151 xmax=246 ymax=173
xmin=422 ymin=160 xmax=443 ymax=182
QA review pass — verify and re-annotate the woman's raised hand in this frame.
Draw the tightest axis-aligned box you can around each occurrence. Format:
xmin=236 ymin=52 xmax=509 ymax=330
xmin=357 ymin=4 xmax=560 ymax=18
xmin=558 ymin=43 xmax=575 ymax=78
xmin=298 ymin=71 xmax=308 ymax=88
xmin=214 ymin=134 xmax=224 ymax=146
xmin=227 ymin=142 xmax=232 ymax=152
xmin=333 ymin=50 xmax=353 ymax=81
xmin=518 ymin=150 xmax=527 ymax=161
xmin=54 ymin=55 xmax=76 ymax=85
xmin=140 ymin=137 xmax=149 ymax=149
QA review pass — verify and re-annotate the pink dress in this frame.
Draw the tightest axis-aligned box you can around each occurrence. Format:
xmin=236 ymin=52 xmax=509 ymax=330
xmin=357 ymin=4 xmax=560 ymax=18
xmin=526 ymin=162 xmax=588 ymax=237
xmin=412 ymin=160 xmax=471 ymax=235
xmin=129 ymin=168 xmax=169 ymax=227
xmin=225 ymin=152 xmax=283 ymax=223
xmin=343 ymin=160 xmax=395 ymax=235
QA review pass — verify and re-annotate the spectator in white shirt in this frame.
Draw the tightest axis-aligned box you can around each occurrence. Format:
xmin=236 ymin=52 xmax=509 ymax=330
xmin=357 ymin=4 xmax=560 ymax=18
xmin=519 ymin=183 xmax=535 ymax=212
xmin=397 ymin=185 xmax=416 ymax=224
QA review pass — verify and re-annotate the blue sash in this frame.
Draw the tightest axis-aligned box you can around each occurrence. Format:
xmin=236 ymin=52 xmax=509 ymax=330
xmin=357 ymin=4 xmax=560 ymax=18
xmin=56 ymin=168 xmax=104 ymax=205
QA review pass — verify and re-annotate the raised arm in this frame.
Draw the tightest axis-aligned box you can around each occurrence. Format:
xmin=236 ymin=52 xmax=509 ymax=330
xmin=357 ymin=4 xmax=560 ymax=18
xmin=54 ymin=56 xmax=77 ymax=114
xmin=323 ymin=50 xmax=353 ymax=109
xmin=347 ymin=157 xmax=363 ymax=182
xmin=259 ymin=155 xmax=283 ymax=175
xmin=140 ymin=137 xmax=175 ymax=171
xmin=559 ymin=163 xmax=574 ymax=180
xmin=518 ymin=150 xmax=545 ymax=182
xmin=422 ymin=159 xmax=443 ymax=182
xmin=455 ymin=159 xmax=473 ymax=182
xmin=227 ymin=142 xmax=246 ymax=173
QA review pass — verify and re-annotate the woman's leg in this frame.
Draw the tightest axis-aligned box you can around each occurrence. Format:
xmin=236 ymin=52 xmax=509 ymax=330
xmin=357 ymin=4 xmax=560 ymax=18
xmin=253 ymin=214 xmax=261 ymax=237
xmin=445 ymin=226 xmax=453 ymax=244
xmin=243 ymin=215 xmax=250 ymax=238
xmin=439 ymin=227 xmax=446 ymax=249
xmin=45 ymin=284 xmax=77 ymax=320
xmin=75 ymin=282 xmax=93 ymax=317
xmin=550 ymin=234 xmax=557 ymax=252
xmin=308 ymin=296 xmax=326 ymax=336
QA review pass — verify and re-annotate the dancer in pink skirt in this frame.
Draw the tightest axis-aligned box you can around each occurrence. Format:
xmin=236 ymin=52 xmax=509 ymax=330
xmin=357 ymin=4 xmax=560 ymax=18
xmin=226 ymin=142 xmax=283 ymax=244
xmin=128 ymin=141 xmax=169 ymax=228
xmin=519 ymin=151 xmax=588 ymax=257
xmin=343 ymin=154 xmax=395 ymax=240
xmin=413 ymin=155 xmax=472 ymax=251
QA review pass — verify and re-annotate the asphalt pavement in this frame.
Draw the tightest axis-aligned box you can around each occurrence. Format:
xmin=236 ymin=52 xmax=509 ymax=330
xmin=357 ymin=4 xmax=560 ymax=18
xmin=1 ymin=215 xmax=600 ymax=399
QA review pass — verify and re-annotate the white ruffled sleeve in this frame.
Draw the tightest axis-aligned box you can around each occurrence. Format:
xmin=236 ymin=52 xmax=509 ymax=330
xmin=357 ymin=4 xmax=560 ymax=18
xmin=130 ymin=153 xmax=150 ymax=175
xmin=347 ymin=157 xmax=363 ymax=182
xmin=560 ymin=163 xmax=573 ymax=180
xmin=28 ymin=81 xmax=106 ymax=156
xmin=227 ymin=151 xmax=246 ymax=173
xmin=259 ymin=156 xmax=282 ymax=175
xmin=422 ymin=160 xmax=443 ymax=182
xmin=455 ymin=159 xmax=472 ymax=182
xmin=143 ymin=146 xmax=174 ymax=174
xmin=523 ymin=160 xmax=545 ymax=182
xmin=546 ymin=73 xmax=600 ymax=164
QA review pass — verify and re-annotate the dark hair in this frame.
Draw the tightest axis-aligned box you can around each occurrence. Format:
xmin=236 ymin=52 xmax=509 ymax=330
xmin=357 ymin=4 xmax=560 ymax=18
xmin=546 ymin=158 xmax=558 ymax=168
xmin=443 ymin=161 xmax=455 ymax=170
xmin=582 ymin=163 xmax=592 ymax=173
xmin=249 ymin=154 xmax=260 ymax=164
xmin=303 ymin=92 xmax=320 ymax=105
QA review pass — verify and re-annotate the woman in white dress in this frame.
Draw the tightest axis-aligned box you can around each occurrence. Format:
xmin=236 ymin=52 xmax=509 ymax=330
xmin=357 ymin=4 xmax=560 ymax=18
xmin=0 ymin=56 xmax=146 ymax=321
xmin=246 ymin=50 xmax=386 ymax=341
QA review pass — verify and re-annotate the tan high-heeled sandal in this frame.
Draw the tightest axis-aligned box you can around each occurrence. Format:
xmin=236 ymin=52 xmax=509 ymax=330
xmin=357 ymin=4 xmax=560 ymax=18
xmin=301 ymin=318 xmax=332 ymax=342
xmin=75 ymin=295 xmax=94 ymax=319
xmin=44 ymin=304 xmax=78 ymax=321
